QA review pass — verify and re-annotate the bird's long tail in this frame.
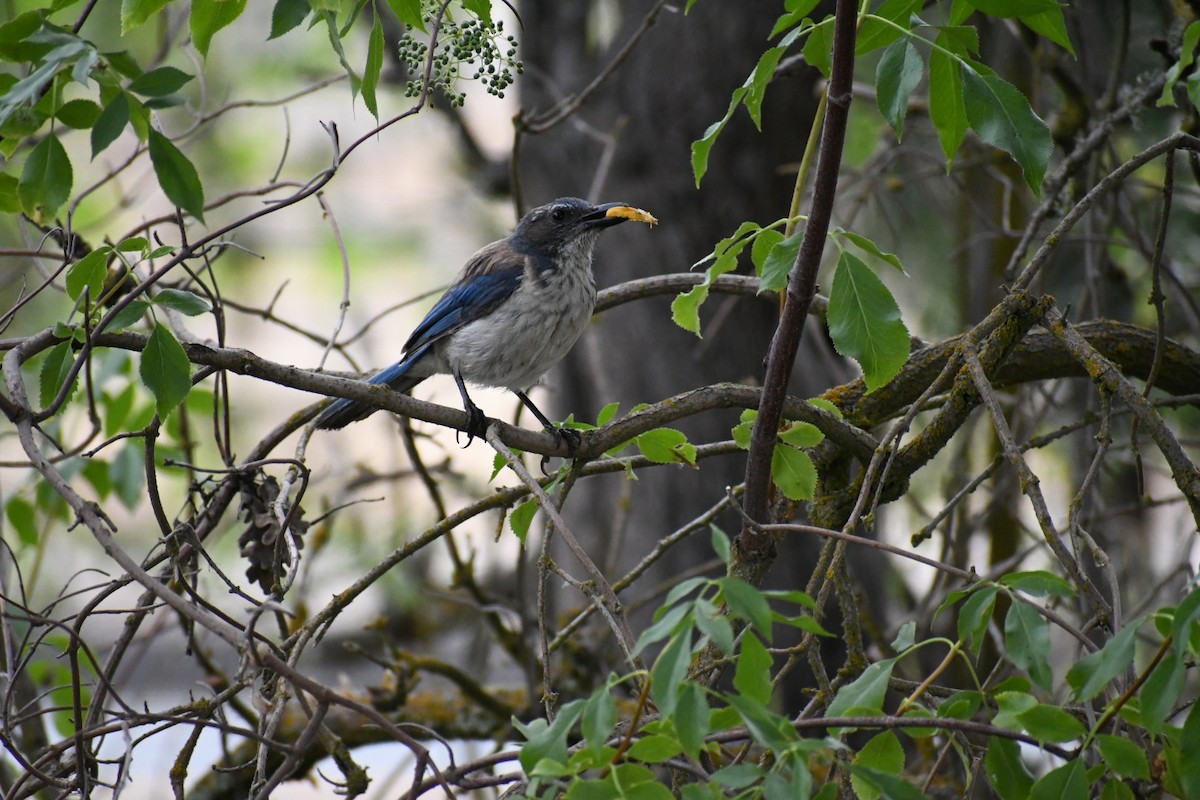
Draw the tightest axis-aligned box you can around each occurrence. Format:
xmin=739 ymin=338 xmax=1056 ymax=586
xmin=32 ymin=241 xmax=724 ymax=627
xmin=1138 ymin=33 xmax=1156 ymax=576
xmin=313 ymin=352 xmax=427 ymax=430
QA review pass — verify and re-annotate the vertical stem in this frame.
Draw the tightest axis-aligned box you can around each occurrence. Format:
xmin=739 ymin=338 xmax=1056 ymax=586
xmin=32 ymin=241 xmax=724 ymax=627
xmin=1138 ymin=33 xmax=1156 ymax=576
xmin=739 ymin=0 xmax=858 ymax=560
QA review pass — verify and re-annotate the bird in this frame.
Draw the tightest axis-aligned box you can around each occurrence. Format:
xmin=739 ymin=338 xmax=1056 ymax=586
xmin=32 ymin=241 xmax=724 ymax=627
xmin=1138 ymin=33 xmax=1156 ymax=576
xmin=313 ymin=197 xmax=657 ymax=451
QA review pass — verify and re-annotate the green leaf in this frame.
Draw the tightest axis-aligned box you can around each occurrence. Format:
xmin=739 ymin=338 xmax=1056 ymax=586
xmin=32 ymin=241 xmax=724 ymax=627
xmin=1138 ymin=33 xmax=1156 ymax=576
xmin=509 ymin=498 xmax=537 ymax=541
xmin=104 ymin=299 xmax=150 ymax=332
xmin=726 ymin=694 xmax=794 ymax=752
xmin=1100 ymin=779 xmax=1135 ymax=800
xmin=650 ymin=629 xmax=693 ymax=716
xmin=999 ymin=570 xmax=1076 ymax=598
xmin=65 ymin=247 xmax=110 ymax=301
xmin=851 ymin=732 xmax=907 ymax=800
xmin=121 ymin=0 xmax=170 ymax=32
xmin=762 ymin=588 xmax=819 ymax=611
xmin=830 ymin=227 xmax=905 ymax=272
xmin=710 ymin=524 xmax=731 ymax=565
xmin=323 ymin=10 xmax=362 ymax=99
xmin=1030 ymin=759 xmax=1087 ymax=800
xmin=771 ymin=444 xmax=817 ymax=501
xmin=960 ymin=65 xmax=1052 ymax=194
xmin=712 ymin=763 xmax=765 ymax=790
xmin=733 ymin=632 xmax=773 ymax=705
xmin=992 ymin=690 xmax=1038 ymax=731
xmin=759 ymin=228 xmax=803 ymax=293
xmin=732 ymin=409 xmax=755 ymax=449
xmin=19 ymin=131 xmax=72 ymax=219
xmin=673 ymin=221 xmax=759 ymax=334
xmin=1180 ymin=701 xmax=1200 ymax=800
xmin=1140 ymin=650 xmax=1184 ymax=734
xmin=270 ymin=0 xmax=311 ymax=39
xmin=361 ymin=13 xmax=384 ymax=119
xmin=1017 ymin=703 xmax=1085 ymax=743
xmin=113 ymin=443 xmax=147 ymax=509
xmin=694 ymin=599 xmax=734 ymax=654
xmin=0 ymin=174 xmax=19 ymax=213
xmin=856 ymin=0 xmax=922 ymax=55
xmin=744 ymin=46 xmax=785 ymax=130
xmin=750 ymin=227 xmax=784 ymax=274
xmin=664 ymin=576 xmax=707 ymax=608
xmin=1160 ymin=21 xmax=1200 ymax=107
xmin=827 ymin=251 xmax=910 ymax=392
xmin=91 ymin=91 xmax=130 ymax=158
xmin=636 ymin=427 xmax=697 ymax=465
xmin=984 ymin=737 xmax=1034 ymax=800
xmin=461 ymin=0 xmax=492 ymax=24
xmin=0 ymin=11 xmax=45 ymax=61
xmin=770 ymin=0 xmax=822 ymax=39
xmin=127 ymin=66 xmax=193 ymax=97
xmin=55 ymin=98 xmax=100 ymax=128
xmin=968 ymin=0 xmax=1064 ymax=16
xmin=892 ymin=620 xmax=917 ymax=651
xmin=627 ymin=733 xmax=682 ymax=764
xmin=6 ymin=496 xmax=39 ymax=546
xmin=937 ymin=690 xmax=982 ymax=720
xmin=1019 ymin=7 xmax=1075 ymax=55
xmin=674 ymin=681 xmax=709 ymax=760
xmin=39 ymin=340 xmax=75 ymax=408
xmin=827 ymin=658 xmax=895 ymax=719
xmin=386 ymin=0 xmax=425 ymax=31
xmin=515 ymin=699 xmax=584 ymax=774
xmin=929 ymin=33 xmax=969 ymax=165
xmin=1094 ymin=734 xmax=1150 ymax=781
xmin=802 ymin=16 xmax=834 ymax=76
xmin=139 ymin=321 xmax=192 ymax=419
xmin=956 ymin=584 xmax=998 ymax=647
xmin=671 ymin=285 xmax=707 ymax=336
xmin=778 ymin=420 xmax=823 ymax=448
xmin=116 ymin=236 xmax=149 ymax=252
xmin=147 ymin=128 xmax=205 ymax=221
xmin=848 ymin=766 xmax=926 ymax=800
xmin=1066 ymin=616 xmax=1141 ymax=701
xmin=692 ymin=86 xmax=747 ymax=186
xmin=581 ymin=686 xmax=616 ymax=756
xmin=718 ymin=577 xmax=773 ymax=639
xmin=875 ymin=38 xmax=924 ymax=140
xmin=636 ymin=601 xmax=692 ymax=655
xmin=1004 ymin=600 xmax=1052 ymax=690
xmin=152 ymin=288 xmax=210 ymax=316
xmin=0 ymin=35 xmax=93 ymax=131
xmin=191 ymin=0 xmax=247 ymax=58
xmin=1170 ymin=584 xmax=1200 ymax=648
xmin=595 ymin=401 xmax=620 ymax=427
xmin=102 ymin=381 xmax=137 ymax=437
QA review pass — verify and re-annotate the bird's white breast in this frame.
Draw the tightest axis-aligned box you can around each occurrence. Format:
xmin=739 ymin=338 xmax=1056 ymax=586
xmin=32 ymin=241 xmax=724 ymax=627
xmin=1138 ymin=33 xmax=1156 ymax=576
xmin=440 ymin=245 xmax=599 ymax=391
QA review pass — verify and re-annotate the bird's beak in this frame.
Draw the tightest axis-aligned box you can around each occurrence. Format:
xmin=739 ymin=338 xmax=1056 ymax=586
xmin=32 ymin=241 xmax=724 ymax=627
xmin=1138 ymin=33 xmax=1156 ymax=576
xmin=583 ymin=202 xmax=659 ymax=229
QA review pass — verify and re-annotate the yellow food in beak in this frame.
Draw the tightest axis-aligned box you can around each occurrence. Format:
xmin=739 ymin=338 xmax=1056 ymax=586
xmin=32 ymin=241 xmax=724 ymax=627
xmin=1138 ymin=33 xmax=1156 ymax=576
xmin=605 ymin=206 xmax=658 ymax=226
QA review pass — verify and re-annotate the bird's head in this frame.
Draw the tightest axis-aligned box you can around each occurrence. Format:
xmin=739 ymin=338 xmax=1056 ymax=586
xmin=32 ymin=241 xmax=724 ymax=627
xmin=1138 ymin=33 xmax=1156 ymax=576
xmin=511 ymin=197 xmax=656 ymax=261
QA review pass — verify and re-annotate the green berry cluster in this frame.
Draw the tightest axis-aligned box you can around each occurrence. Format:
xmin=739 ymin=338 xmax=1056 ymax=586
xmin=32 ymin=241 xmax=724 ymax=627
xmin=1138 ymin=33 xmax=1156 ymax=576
xmin=397 ymin=13 xmax=523 ymax=107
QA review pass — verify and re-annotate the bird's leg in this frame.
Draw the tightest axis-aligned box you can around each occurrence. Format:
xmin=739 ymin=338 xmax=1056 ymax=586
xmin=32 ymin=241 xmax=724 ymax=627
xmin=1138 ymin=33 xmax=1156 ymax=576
xmin=454 ymin=373 xmax=488 ymax=446
xmin=516 ymin=390 xmax=582 ymax=461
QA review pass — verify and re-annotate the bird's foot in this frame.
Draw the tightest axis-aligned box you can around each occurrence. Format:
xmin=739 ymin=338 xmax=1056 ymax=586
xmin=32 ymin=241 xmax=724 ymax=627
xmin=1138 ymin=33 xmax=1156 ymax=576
xmin=538 ymin=425 xmax=582 ymax=475
xmin=457 ymin=403 xmax=489 ymax=447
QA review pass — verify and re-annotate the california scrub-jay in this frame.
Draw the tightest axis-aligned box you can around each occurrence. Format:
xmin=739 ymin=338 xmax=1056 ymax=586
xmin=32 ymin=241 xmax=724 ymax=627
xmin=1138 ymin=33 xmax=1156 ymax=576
xmin=314 ymin=197 xmax=656 ymax=448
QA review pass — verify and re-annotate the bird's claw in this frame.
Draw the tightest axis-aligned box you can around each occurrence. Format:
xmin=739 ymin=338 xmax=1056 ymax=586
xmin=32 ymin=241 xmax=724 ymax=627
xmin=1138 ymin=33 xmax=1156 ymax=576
xmin=538 ymin=425 xmax=581 ymax=475
xmin=456 ymin=404 xmax=489 ymax=448
xmin=551 ymin=425 xmax=582 ymax=456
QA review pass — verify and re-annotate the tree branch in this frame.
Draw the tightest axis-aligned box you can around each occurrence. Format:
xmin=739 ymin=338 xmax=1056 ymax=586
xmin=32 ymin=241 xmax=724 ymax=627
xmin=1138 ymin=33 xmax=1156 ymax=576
xmin=739 ymin=0 xmax=858 ymax=565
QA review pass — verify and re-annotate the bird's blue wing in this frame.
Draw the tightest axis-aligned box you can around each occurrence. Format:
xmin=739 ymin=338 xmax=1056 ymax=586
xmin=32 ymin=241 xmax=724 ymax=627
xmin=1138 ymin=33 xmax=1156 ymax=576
xmin=402 ymin=267 xmax=522 ymax=356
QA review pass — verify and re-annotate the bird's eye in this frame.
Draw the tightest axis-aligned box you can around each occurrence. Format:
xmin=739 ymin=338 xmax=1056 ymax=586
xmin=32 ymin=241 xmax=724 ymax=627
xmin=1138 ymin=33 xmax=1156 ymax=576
xmin=550 ymin=207 xmax=567 ymax=222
